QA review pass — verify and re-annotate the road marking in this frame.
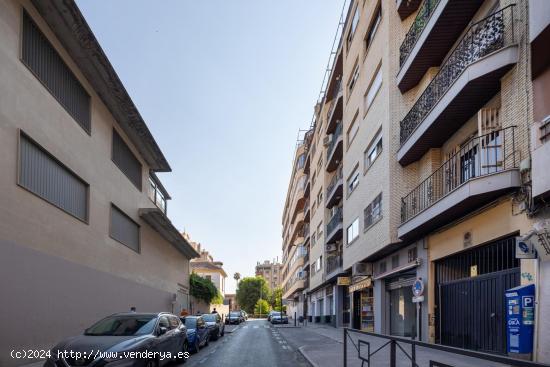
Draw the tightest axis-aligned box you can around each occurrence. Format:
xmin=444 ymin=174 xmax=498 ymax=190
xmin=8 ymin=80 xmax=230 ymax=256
xmin=242 ymin=325 xmax=248 ymax=329
xmin=199 ymin=357 xmax=208 ymax=364
xmin=253 ymin=325 xmax=259 ymax=329
xmin=282 ymin=345 xmax=289 ymax=350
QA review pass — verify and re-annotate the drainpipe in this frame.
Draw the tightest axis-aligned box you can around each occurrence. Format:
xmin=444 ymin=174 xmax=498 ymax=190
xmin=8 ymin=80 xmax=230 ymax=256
xmin=533 ymin=257 xmax=540 ymax=362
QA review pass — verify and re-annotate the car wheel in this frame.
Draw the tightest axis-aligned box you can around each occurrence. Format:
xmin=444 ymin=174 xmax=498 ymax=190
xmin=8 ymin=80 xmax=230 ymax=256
xmin=221 ymin=327 xmax=225 ymax=337
xmin=178 ymin=341 xmax=189 ymax=363
xmin=205 ymin=335 xmax=210 ymax=346
xmin=194 ymin=339 xmax=200 ymax=353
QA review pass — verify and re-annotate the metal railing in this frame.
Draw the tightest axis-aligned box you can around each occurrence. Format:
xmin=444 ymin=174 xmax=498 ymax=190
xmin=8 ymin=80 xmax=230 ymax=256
xmin=401 ymin=126 xmax=517 ymax=223
xmin=327 ymin=121 xmax=343 ymax=161
xmin=326 ymin=165 xmax=343 ymax=201
xmin=343 ymin=328 xmax=550 ymax=367
xmin=400 ymin=5 xmax=516 ymax=146
xmin=399 ymin=0 xmax=441 ymax=67
xmin=327 ymin=207 xmax=343 ymax=235
xmin=326 ymin=78 xmax=343 ymax=124
xmin=326 ymin=255 xmax=342 ymax=274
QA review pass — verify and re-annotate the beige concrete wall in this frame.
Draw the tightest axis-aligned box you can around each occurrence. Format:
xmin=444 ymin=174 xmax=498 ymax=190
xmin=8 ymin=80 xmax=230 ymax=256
xmin=0 ymin=0 xmax=190 ymax=295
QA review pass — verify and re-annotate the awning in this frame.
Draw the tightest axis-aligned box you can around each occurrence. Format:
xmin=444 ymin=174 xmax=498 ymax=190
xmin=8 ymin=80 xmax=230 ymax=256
xmin=139 ymin=208 xmax=199 ymax=259
xmin=373 ymin=259 xmax=422 ymax=281
xmin=349 ymin=278 xmax=372 ymax=293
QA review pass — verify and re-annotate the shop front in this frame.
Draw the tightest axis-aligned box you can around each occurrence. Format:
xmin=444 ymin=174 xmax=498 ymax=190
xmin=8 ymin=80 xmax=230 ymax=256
xmin=349 ymin=277 xmax=374 ymax=332
xmin=386 ymin=272 xmax=417 ymax=337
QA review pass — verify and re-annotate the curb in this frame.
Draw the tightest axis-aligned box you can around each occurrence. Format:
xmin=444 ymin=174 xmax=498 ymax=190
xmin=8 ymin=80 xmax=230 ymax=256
xmin=298 ymin=346 xmax=318 ymax=367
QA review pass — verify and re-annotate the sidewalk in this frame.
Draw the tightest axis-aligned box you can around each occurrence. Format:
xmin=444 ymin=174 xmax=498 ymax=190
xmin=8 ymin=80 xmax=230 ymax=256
xmin=276 ymin=323 xmax=514 ymax=367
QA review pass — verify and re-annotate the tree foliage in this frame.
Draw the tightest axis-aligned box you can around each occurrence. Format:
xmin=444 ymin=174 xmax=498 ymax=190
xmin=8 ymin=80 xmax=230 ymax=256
xmin=212 ymin=291 xmax=224 ymax=305
xmin=254 ymin=299 xmax=271 ymax=315
xmin=268 ymin=287 xmax=284 ymax=311
xmin=236 ymin=276 xmax=270 ymax=313
xmin=190 ymin=272 xmax=218 ymax=304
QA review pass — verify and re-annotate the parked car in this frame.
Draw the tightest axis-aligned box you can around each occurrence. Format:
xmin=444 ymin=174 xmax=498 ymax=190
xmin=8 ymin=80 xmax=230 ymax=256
xmin=242 ymin=310 xmax=248 ymax=320
xmin=44 ymin=312 xmax=188 ymax=367
xmin=225 ymin=311 xmax=244 ymax=324
xmin=202 ymin=313 xmax=225 ymax=340
xmin=181 ymin=316 xmax=210 ymax=353
xmin=269 ymin=311 xmax=289 ymax=324
xmin=267 ymin=310 xmax=277 ymax=321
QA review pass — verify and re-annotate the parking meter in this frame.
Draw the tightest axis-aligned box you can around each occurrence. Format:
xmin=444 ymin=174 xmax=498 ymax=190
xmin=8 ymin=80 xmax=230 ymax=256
xmin=505 ymin=284 xmax=535 ymax=358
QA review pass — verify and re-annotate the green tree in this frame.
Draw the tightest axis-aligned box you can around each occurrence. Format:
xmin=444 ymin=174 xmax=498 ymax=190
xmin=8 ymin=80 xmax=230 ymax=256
xmin=269 ymin=287 xmax=283 ymax=310
xmin=236 ymin=276 xmax=270 ymax=313
xmin=212 ymin=291 xmax=224 ymax=305
xmin=254 ymin=299 xmax=270 ymax=316
xmin=190 ymin=272 xmax=218 ymax=304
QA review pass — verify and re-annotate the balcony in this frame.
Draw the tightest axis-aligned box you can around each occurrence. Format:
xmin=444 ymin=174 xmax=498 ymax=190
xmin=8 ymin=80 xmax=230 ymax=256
xmin=148 ymin=174 xmax=170 ymax=214
xmin=326 ymin=122 xmax=343 ymax=172
xmin=304 ymin=198 xmax=311 ymax=223
xmin=396 ymin=0 xmax=422 ymax=20
xmin=398 ymin=6 xmax=518 ymax=165
xmin=326 ymin=207 xmax=343 ymax=245
xmin=397 ymin=0 xmax=484 ymax=92
xmin=326 ymin=165 xmax=343 ymax=209
xmin=398 ymin=127 xmax=520 ymax=239
xmin=325 ymin=255 xmax=343 ymax=280
xmin=326 ymin=79 xmax=343 ymax=134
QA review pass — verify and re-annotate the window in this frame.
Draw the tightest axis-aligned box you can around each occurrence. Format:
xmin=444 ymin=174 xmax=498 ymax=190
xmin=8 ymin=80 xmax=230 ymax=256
xmin=317 ymin=222 xmax=323 ymax=241
xmin=348 ymin=63 xmax=360 ymax=94
xmin=347 ymin=112 xmax=360 ymax=146
xmin=297 ymin=153 xmax=306 ymax=169
xmin=317 ymin=156 xmax=323 ymax=173
xmin=312 ymin=170 xmax=317 ymax=187
xmin=112 ymin=129 xmax=142 ymax=190
xmin=347 ymin=6 xmax=360 ymax=48
xmin=110 ymin=204 xmax=140 ymax=252
xmin=311 ymin=230 xmax=317 ymax=247
xmin=364 ymin=193 xmax=382 ymax=229
xmin=347 ymin=218 xmax=359 ymax=245
xmin=391 ymin=254 xmax=399 ymax=269
xmin=364 ymin=3 xmax=382 ymax=52
xmin=379 ymin=261 xmax=386 ymax=274
xmin=22 ymin=11 xmax=91 ymax=133
xmin=18 ymin=133 xmax=89 ymax=222
xmin=317 ymin=188 xmax=323 ymax=207
xmin=408 ymin=247 xmax=417 ymax=263
xmin=364 ymin=64 xmax=383 ymax=112
xmin=364 ymin=130 xmax=383 ymax=169
xmin=540 ymin=115 xmax=550 ymax=143
xmin=347 ymin=166 xmax=360 ymax=194
xmin=206 ymin=275 xmax=212 ymax=281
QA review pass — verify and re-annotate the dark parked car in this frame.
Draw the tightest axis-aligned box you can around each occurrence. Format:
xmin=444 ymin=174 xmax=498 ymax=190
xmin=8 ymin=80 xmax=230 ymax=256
xmin=44 ymin=312 xmax=188 ymax=367
xmin=267 ymin=310 xmax=277 ymax=321
xmin=225 ymin=311 xmax=244 ymax=324
xmin=202 ymin=313 xmax=224 ymax=340
xmin=181 ymin=316 xmax=209 ymax=353
xmin=269 ymin=311 xmax=289 ymax=324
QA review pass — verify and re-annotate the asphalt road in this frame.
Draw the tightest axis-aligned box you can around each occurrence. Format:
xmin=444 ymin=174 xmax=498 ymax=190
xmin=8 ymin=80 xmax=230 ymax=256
xmin=173 ymin=319 xmax=310 ymax=367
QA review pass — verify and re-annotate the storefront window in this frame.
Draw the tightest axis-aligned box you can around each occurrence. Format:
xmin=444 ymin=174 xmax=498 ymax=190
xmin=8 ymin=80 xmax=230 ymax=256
xmin=389 ymin=279 xmax=417 ymax=337
xmin=360 ymin=289 xmax=374 ymax=332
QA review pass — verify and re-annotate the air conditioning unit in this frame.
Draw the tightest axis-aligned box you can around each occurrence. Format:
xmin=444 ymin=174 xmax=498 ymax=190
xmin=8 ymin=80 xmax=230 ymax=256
xmin=326 ymin=243 xmax=337 ymax=252
xmin=323 ymin=134 xmax=333 ymax=147
xmin=352 ymin=262 xmax=373 ymax=277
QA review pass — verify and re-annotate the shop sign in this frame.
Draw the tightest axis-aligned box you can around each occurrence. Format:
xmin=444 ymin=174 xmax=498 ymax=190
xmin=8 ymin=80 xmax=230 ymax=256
xmin=412 ymin=278 xmax=424 ymax=297
xmin=337 ymin=277 xmax=351 ymax=286
xmin=349 ymin=278 xmax=372 ymax=293
xmin=515 ymin=236 xmax=537 ymax=259
xmin=521 ymin=227 xmax=550 ymax=261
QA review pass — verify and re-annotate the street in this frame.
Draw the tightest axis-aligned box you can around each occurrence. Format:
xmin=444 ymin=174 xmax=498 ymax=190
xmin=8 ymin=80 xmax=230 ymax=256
xmin=178 ymin=319 xmax=310 ymax=367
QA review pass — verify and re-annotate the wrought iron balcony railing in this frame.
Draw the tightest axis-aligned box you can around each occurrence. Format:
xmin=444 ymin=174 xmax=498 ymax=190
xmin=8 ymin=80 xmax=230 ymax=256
xmin=399 ymin=0 xmax=441 ymax=67
xmin=326 ymin=165 xmax=343 ymax=200
xmin=400 ymin=126 xmax=517 ymax=223
xmin=400 ymin=5 xmax=516 ymax=146
xmin=326 ymin=207 xmax=343 ymax=235
xmin=327 ymin=121 xmax=343 ymax=161
xmin=326 ymin=255 xmax=342 ymax=275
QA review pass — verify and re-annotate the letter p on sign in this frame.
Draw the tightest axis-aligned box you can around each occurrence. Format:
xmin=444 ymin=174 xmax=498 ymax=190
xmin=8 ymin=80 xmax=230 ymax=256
xmin=522 ymin=296 xmax=534 ymax=308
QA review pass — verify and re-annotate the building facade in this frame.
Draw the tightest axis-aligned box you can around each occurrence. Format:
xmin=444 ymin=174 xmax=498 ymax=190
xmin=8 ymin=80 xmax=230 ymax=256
xmin=189 ymin=240 xmax=228 ymax=314
xmin=283 ymin=0 xmax=550 ymax=362
xmin=255 ymin=259 xmax=283 ymax=290
xmin=0 ymin=1 xmax=199 ymax=366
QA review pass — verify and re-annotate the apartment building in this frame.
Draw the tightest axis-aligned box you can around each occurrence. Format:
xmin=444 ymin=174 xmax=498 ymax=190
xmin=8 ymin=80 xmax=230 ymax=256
xmin=189 ymin=240 xmax=228 ymax=314
xmin=0 ymin=1 xmax=199 ymax=365
xmin=255 ymin=259 xmax=283 ymax=290
xmin=281 ymin=136 xmax=311 ymax=318
xmin=286 ymin=0 xmax=550 ymax=362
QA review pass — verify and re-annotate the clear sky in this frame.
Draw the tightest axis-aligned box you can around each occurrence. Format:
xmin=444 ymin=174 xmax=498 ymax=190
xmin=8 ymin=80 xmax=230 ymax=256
xmin=76 ymin=0 xmax=344 ymax=293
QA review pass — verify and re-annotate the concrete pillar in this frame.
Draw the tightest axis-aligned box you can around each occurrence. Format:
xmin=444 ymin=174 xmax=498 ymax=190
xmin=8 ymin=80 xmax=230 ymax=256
xmin=374 ymin=278 xmax=384 ymax=334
